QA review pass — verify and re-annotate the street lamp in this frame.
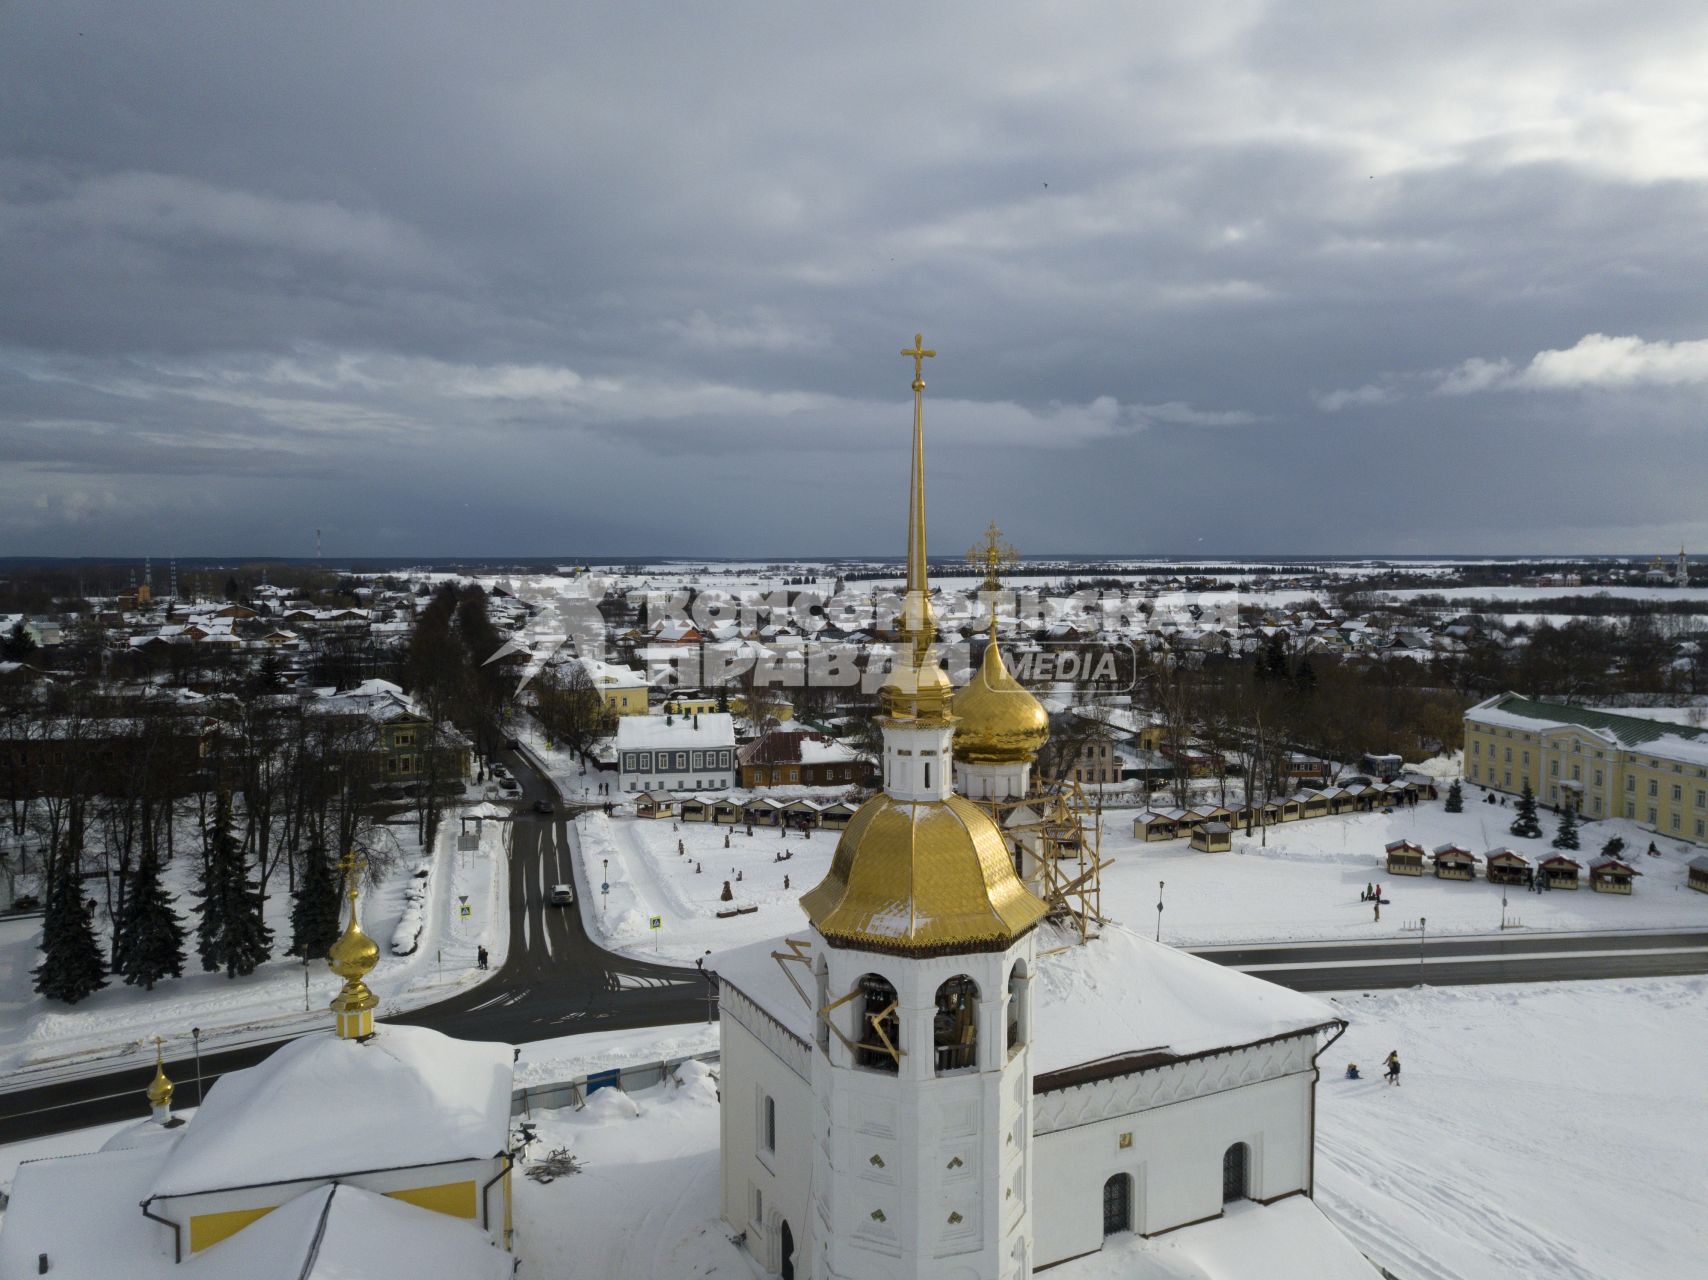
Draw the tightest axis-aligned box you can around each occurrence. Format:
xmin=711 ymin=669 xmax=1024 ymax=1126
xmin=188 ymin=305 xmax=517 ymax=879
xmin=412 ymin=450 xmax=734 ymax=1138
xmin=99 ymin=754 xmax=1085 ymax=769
xmin=191 ymin=1026 xmax=204 ymax=1105
xmin=1417 ymin=916 xmax=1427 ymax=986
xmin=1155 ymin=880 xmax=1165 ymax=942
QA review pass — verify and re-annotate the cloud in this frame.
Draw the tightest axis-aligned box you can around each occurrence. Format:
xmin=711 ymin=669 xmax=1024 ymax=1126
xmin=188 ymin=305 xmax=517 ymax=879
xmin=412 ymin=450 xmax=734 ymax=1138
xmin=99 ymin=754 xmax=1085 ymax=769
xmin=1314 ymin=383 xmax=1393 ymax=412
xmin=1434 ymin=357 xmax=1516 ymax=396
xmin=1435 ymin=334 xmax=1708 ymax=395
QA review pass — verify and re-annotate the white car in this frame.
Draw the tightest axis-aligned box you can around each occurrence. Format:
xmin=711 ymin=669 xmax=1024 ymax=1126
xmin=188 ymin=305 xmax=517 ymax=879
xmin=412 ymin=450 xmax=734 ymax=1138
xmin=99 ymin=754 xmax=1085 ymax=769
xmin=549 ymin=884 xmax=574 ymax=906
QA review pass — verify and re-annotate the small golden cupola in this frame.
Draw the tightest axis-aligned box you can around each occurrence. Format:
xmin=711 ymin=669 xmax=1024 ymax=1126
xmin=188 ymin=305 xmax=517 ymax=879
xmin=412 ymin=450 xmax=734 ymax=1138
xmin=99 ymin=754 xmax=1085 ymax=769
xmin=800 ymin=336 xmax=1048 ymax=956
xmin=146 ymin=1036 xmax=176 ymax=1123
xmin=328 ymin=853 xmax=380 ymax=1039
xmin=952 ymin=522 xmax=1049 ymax=766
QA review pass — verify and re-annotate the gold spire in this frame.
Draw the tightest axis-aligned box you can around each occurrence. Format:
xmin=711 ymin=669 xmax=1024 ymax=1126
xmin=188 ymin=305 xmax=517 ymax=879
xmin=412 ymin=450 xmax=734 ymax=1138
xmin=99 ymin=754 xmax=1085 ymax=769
xmin=882 ymin=333 xmax=954 ymax=725
xmin=954 ymin=522 xmax=1049 ymax=764
xmin=146 ymin=1036 xmax=175 ymax=1114
xmin=327 ymin=852 xmax=380 ymax=1039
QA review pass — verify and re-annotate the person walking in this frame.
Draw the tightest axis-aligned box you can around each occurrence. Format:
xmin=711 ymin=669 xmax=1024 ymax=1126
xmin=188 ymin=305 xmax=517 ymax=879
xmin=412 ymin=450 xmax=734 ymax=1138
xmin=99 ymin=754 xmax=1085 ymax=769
xmin=1384 ymin=1050 xmax=1401 ymax=1086
xmin=477 ymin=945 xmax=489 ymax=971
xmin=1364 ymin=882 xmax=1373 ymax=902
xmin=1373 ymin=900 xmax=1381 ymax=923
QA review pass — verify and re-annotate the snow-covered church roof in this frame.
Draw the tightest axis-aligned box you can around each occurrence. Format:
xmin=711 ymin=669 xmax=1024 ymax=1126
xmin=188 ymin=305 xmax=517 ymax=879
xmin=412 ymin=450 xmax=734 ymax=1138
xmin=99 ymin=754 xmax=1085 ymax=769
xmin=150 ymin=1025 xmax=511 ymax=1198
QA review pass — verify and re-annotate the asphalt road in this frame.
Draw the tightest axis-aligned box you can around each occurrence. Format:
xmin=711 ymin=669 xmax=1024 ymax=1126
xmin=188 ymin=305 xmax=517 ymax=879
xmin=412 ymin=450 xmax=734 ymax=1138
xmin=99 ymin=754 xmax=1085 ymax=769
xmin=0 ymin=745 xmax=1702 ymax=1144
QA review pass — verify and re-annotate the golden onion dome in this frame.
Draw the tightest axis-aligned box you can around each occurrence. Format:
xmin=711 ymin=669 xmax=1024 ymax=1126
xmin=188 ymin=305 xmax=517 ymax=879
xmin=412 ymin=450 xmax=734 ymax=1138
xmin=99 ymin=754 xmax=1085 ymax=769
xmin=951 ymin=636 xmax=1049 ymax=764
xmin=801 ymin=793 xmax=1048 ymax=954
xmin=146 ymin=1045 xmax=174 ymax=1110
xmin=328 ymin=915 xmax=379 ymax=981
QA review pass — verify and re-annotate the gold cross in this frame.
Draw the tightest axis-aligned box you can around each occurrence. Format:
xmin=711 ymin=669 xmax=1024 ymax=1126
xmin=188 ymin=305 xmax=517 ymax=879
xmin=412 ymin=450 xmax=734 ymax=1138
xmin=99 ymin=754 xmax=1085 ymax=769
xmin=967 ymin=520 xmax=1019 ymax=592
xmin=338 ymin=849 xmax=362 ymax=901
xmin=901 ymin=333 xmax=935 ymax=388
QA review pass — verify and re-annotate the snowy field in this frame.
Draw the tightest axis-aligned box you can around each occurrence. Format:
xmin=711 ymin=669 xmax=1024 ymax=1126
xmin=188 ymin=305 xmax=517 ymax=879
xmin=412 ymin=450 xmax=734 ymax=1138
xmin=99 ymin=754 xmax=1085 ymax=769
xmin=1316 ymin=978 xmax=1708 ymax=1280
xmin=571 ymin=792 xmax=1708 ymax=966
xmin=0 ymin=814 xmax=510 ymax=1078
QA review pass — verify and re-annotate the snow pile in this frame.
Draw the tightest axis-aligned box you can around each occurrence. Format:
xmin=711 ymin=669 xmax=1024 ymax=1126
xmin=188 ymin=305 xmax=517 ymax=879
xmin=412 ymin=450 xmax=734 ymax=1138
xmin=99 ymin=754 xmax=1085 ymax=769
xmin=389 ymin=860 xmax=434 ymax=956
xmin=1065 ymin=1196 xmax=1375 ymax=1279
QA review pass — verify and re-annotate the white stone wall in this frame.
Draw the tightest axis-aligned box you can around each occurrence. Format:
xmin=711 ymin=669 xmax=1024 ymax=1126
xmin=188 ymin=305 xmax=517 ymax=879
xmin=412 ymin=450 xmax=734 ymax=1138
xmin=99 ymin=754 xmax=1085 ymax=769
xmin=1031 ymin=1039 xmax=1317 ymax=1266
xmin=719 ymin=989 xmax=816 ymax=1278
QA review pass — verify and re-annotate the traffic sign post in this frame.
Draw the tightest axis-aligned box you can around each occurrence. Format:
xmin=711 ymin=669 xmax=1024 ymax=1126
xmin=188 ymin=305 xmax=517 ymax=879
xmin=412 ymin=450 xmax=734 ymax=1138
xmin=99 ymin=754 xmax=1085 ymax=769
xmin=649 ymin=914 xmax=662 ymax=952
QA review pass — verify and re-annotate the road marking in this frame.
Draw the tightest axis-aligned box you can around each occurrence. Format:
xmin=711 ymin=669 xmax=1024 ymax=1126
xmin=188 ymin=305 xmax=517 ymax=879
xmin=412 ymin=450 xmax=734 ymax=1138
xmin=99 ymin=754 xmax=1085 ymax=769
xmin=1234 ymin=945 xmax=1708 ymax=972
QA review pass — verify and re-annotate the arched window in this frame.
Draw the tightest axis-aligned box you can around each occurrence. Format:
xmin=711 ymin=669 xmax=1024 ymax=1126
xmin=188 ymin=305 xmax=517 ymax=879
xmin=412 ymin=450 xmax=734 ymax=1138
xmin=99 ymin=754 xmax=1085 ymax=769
xmin=1222 ymin=1142 xmax=1249 ymax=1203
xmin=934 ymin=975 xmax=979 ymax=1073
xmin=855 ymin=973 xmax=901 ymax=1072
xmin=1102 ymin=1172 xmax=1131 ymax=1237
xmin=1006 ymin=960 xmax=1028 ymax=1053
xmin=814 ymin=956 xmax=831 ymax=1054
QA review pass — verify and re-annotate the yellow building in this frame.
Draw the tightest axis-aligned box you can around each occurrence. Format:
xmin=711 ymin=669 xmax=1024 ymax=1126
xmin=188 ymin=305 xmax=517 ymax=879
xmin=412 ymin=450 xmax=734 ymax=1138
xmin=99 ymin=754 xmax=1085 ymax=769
xmin=582 ymin=657 xmax=650 ymax=716
xmin=1463 ymin=693 xmax=1708 ymax=845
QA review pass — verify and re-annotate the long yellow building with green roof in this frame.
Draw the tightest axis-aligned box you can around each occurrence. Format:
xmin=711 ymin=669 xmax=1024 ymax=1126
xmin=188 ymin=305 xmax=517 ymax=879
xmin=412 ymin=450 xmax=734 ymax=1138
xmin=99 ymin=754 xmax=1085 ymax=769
xmin=1463 ymin=693 xmax=1708 ymax=845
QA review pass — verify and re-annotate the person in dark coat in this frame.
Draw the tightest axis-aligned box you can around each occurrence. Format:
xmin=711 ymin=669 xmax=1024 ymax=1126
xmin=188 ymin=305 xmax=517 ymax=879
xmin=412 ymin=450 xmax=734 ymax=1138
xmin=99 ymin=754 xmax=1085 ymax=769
xmin=1384 ymin=1050 xmax=1401 ymax=1085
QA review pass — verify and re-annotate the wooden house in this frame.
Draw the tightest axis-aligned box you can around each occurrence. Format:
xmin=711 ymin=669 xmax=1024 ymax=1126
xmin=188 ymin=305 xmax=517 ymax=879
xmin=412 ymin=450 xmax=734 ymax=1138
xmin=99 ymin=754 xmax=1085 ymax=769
xmin=635 ymin=791 xmax=677 ymax=820
xmin=743 ymin=797 xmax=786 ymax=827
xmin=1297 ymin=791 xmax=1331 ymax=820
xmin=1276 ymin=797 xmax=1303 ymax=823
xmin=1537 ymin=854 xmax=1581 ymax=890
xmin=1588 ymin=858 xmax=1640 ymax=895
xmin=1385 ymin=840 xmax=1425 ymax=876
xmin=1133 ymin=811 xmax=1182 ymax=842
xmin=680 ymin=796 xmax=713 ymax=823
xmin=1431 ymin=844 xmax=1478 ymax=880
xmin=1689 ymin=855 xmax=1708 ymax=895
xmin=711 ymin=797 xmax=745 ymax=825
xmin=1484 ymin=848 xmax=1532 ymax=887
xmin=1189 ymin=821 xmax=1232 ymax=853
xmin=782 ymin=798 xmax=822 ymax=830
xmin=819 ymin=800 xmax=858 ymax=831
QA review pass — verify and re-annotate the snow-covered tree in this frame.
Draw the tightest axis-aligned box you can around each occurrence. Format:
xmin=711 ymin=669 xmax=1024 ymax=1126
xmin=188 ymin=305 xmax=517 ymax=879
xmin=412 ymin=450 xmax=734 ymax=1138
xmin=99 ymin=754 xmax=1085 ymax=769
xmin=1551 ymin=804 xmax=1580 ymax=851
xmin=287 ymin=840 xmax=342 ymax=959
xmin=33 ymin=855 xmax=108 ymax=1004
xmin=115 ymin=845 xmax=185 ymax=990
xmin=1509 ymin=782 xmax=1543 ymax=839
xmin=1445 ymin=779 xmax=1464 ymax=813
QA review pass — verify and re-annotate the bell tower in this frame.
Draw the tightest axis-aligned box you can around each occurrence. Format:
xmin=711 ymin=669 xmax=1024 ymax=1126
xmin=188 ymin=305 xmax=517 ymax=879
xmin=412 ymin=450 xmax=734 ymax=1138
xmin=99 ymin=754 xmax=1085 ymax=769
xmin=798 ymin=337 xmax=1045 ymax=1280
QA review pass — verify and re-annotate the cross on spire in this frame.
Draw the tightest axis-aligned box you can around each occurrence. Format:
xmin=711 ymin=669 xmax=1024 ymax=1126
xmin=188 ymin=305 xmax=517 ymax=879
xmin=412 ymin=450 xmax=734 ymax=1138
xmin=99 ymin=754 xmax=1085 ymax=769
xmin=968 ymin=520 xmax=1019 ymax=593
xmin=901 ymin=333 xmax=935 ymax=390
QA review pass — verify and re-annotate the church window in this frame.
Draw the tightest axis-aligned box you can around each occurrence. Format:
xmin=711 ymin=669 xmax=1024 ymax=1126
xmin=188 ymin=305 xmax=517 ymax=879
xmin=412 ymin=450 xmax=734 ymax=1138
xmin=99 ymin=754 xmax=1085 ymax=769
xmin=933 ymin=975 xmax=979 ymax=1074
xmin=1222 ymin=1142 xmax=1250 ymax=1202
xmin=855 ymin=974 xmax=901 ymax=1072
xmin=763 ymin=1095 xmax=777 ymax=1154
xmin=923 ymin=761 xmax=931 ymax=789
xmin=1006 ymin=961 xmax=1028 ymax=1053
xmin=1102 ymin=1173 xmax=1132 ymax=1236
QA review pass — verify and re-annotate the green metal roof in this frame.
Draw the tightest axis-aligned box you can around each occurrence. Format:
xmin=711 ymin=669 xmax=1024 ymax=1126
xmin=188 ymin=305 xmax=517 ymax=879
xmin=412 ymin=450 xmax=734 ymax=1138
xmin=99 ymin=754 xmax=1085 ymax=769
xmin=1486 ymin=694 xmax=1707 ymax=750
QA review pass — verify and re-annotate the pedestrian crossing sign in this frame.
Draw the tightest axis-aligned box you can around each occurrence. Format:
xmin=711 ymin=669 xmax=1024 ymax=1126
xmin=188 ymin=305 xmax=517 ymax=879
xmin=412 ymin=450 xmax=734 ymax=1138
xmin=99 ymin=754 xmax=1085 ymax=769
xmin=649 ymin=915 xmax=663 ymax=931
xmin=459 ymin=904 xmax=472 ymax=919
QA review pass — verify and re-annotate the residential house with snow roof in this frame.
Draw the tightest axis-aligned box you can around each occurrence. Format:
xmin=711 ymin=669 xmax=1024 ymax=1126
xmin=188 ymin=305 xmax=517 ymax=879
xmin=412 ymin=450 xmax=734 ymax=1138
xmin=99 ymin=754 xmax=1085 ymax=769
xmin=616 ymin=711 xmax=736 ymax=793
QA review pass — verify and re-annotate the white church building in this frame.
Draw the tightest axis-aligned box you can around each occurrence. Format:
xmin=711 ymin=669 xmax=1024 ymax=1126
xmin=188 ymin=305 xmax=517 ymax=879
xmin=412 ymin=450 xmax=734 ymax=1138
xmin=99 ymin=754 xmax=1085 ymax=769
xmin=713 ymin=338 xmax=1375 ymax=1280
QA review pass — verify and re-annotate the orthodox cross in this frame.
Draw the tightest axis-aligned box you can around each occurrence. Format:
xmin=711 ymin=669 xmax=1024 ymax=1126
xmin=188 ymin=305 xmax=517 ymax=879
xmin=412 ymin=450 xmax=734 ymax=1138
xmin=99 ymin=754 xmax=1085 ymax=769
xmin=901 ymin=333 xmax=935 ymax=390
xmin=967 ymin=520 xmax=1019 ymax=593
xmin=338 ymin=849 xmax=363 ymax=902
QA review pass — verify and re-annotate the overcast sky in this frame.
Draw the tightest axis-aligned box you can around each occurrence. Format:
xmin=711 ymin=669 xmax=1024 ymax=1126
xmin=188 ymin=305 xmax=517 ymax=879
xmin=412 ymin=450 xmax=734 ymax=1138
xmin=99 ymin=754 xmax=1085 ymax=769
xmin=4 ymin=2 xmax=1707 ymax=560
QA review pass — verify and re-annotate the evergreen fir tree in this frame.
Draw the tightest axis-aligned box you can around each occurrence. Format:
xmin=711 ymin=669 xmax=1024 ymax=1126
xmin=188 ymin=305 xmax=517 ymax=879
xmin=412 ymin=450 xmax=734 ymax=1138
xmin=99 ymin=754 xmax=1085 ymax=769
xmin=1293 ymin=657 xmax=1317 ymax=695
xmin=1551 ymin=804 xmax=1580 ymax=850
xmin=1600 ymin=835 xmax=1626 ymax=858
xmin=115 ymin=846 xmax=185 ymax=990
xmin=33 ymin=856 xmax=108 ymax=1004
xmin=195 ymin=794 xmax=275 ymax=978
xmin=1445 ymin=779 xmax=1464 ymax=813
xmin=287 ymin=841 xmax=342 ymax=959
xmin=1509 ymin=781 xmax=1543 ymax=838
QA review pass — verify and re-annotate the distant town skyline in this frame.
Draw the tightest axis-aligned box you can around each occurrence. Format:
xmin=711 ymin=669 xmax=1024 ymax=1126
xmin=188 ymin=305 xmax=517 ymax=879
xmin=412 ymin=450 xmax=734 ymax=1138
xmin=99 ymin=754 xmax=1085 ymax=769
xmin=4 ymin=3 xmax=1707 ymax=558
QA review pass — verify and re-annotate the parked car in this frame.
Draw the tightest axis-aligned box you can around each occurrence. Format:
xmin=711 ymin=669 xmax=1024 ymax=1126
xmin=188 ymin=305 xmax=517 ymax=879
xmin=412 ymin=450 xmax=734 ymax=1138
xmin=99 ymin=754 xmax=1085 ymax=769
xmin=506 ymin=736 xmax=521 ymax=750
xmin=549 ymin=883 xmax=574 ymax=906
xmin=499 ymin=780 xmax=522 ymax=798
xmin=491 ymin=763 xmax=512 ymax=780
xmin=534 ymin=799 xmax=555 ymax=816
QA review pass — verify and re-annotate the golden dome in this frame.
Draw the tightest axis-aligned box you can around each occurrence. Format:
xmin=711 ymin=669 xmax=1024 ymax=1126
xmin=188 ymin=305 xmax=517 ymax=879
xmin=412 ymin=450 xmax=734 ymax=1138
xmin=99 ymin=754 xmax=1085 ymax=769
xmin=327 ymin=912 xmax=379 ymax=982
xmin=146 ymin=1041 xmax=174 ymax=1110
xmin=801 ymin=793 xmax=1048 ymax=954
xmin=952 ymin=635 xmax=1049 ymax=764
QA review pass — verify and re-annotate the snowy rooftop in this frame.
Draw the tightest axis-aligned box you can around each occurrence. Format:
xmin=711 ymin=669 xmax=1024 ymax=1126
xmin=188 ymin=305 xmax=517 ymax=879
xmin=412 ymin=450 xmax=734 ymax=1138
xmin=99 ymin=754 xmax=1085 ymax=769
xmin=712 ymin=923 xmax=1340 ymax=1079
xmin=150 ymin=1025 xmax=511 ymax=1198
xmin=1057 ymin=1196 xmax=1377 ymax=1280
xmin=616 ymin=712 xmax=735 ymax=751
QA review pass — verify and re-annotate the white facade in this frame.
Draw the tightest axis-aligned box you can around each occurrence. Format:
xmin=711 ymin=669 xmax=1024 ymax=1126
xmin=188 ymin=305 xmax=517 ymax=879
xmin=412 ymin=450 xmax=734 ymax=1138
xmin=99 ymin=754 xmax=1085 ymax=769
xmin=616 ymin=712 xmax=737 ymax=793
xmin=955 ymin=756 xmax=1031 ymax=804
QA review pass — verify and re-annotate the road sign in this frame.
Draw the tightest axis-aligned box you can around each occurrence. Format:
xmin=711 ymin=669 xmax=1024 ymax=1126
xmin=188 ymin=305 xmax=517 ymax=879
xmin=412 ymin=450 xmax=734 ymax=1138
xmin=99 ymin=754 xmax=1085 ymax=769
xmin=601 ymin=882 xmax=609 ymax=895
xmin=458 ymin=895 xmax=469 ymax=905
xmin=459 ymin=904 xmax=472 ymax=919
xmin=648 ymin=915 xmax=662 ymax=931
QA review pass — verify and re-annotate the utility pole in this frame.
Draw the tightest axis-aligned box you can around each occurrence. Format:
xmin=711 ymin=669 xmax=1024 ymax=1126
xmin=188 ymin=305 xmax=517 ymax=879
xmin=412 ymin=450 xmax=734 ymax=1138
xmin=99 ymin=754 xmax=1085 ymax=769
xmin=1417 ymin=916 xmax=1427 ymax=986
xmin=1155 ymin=880 xmax=1165 ymax=942
xmin=191 ymin=1026 xmax=204 ymax=1105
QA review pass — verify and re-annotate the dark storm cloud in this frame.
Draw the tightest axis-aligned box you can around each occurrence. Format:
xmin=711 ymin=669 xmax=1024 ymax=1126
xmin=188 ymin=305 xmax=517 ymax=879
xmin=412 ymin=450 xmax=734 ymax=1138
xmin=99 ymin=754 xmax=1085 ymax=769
xmin=4 ymin=1 xmax=1708 ymax=557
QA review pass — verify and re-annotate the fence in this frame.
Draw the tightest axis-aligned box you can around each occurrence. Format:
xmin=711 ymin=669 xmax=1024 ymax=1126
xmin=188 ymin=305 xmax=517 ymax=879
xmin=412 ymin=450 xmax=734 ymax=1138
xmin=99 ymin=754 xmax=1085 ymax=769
xmin=511 ymin=1049 xmax=721 ymax=1117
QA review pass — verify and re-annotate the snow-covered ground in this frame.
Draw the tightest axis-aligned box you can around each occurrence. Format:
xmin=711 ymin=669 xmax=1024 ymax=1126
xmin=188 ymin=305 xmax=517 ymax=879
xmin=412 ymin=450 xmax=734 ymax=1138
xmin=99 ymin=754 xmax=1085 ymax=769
xmin=0 ymin=813 xmax=510 ymax=1079
xmin=1316 ymin=977 xmax=1708 ymax=1280
xmin=570 ymin=791 xmax=1707 ymax=965
xmin=575 ymin=810 xmax=834 ymax=963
